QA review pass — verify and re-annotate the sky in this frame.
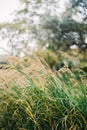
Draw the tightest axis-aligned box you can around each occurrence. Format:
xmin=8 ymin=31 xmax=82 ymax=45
xmin=0 ymin=0 xmax=67 ymax=56
xmin=0 ymin=0 xmax=19 ymax=23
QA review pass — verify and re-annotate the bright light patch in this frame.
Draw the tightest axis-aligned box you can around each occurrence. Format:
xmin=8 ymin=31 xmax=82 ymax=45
xmin=0 ymin=0 xmax=19 ymax=23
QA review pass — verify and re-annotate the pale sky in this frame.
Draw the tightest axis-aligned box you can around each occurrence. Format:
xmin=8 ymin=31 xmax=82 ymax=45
xmin=0 ymin=0 xmax=19 ymax=23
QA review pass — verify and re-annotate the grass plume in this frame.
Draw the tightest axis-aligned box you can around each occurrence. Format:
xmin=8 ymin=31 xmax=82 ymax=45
xmin=0 ymin=56 xmax=87 ymax=130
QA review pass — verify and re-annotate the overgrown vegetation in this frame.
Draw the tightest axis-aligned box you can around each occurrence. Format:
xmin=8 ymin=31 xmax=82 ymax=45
xmin=0 ymin=0 xmax=87 ymax=129
xmin=0 ymin=57 xmax=87 ymax=130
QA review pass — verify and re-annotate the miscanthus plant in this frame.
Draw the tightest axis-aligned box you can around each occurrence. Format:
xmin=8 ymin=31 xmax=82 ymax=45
xmin=0 ymin=57 xmax=87 ymax=130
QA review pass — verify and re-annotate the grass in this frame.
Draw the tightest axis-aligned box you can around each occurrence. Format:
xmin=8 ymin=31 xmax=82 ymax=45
xmin=0 ymin=56 xmax=87 ymax=130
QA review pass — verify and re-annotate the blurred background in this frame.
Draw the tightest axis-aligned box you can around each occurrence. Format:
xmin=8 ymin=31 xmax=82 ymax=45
xmin=0 ymin=0 xmax=87 ymax=72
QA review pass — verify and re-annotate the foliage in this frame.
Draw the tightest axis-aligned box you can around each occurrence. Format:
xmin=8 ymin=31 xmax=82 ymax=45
xmin=0 ymin=0 xmax=87 ymax=66
xmin=36 ymin=14 xmax=87 ymax=54
xmin=0 ymin=57 xmax=87 ymax=130
xmin=35 ymin=49 xmax=80 ymax=70
xmin=0 ymin=0 xmax=60 ymax=55
xmin=35 ymin=49 xmax=58 ymax=69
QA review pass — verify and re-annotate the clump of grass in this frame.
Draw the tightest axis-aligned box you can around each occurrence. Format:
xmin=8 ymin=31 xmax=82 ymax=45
xmin=0 ymin=57 xmax=87 ymax=130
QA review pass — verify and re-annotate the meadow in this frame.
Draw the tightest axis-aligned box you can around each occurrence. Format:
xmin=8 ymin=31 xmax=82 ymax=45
xmin=0 ymin=56 xmax=87 ymax=130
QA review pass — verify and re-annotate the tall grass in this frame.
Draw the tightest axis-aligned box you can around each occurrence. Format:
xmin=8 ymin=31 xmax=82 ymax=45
xmin=0 ymin=57 xmax=87 ymax=130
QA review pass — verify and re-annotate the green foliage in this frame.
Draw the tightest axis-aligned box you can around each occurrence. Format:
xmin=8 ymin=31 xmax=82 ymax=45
xmin=35 ymin=49 xmax=81 ymax=70
xmin=80 ymin=61 xmax=87 ymax=73
xmin=35 ymin=49 xmax=58 ymax=69
xmin=0 ymin=58 xmax=87 ymax=130
xmin=38 ymin=14 xmax=87 ymax=53
xmin=0 ymin=0 xmax=87 ymax=60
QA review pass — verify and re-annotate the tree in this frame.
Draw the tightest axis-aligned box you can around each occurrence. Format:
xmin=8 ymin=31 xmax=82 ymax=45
xmin=0 ymin=0 xmax=87 ymax=58
xmin=0 ymin=0 xmax=60 ymax=55
xmin=33 ymin=0 xmax=87 ymax=60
